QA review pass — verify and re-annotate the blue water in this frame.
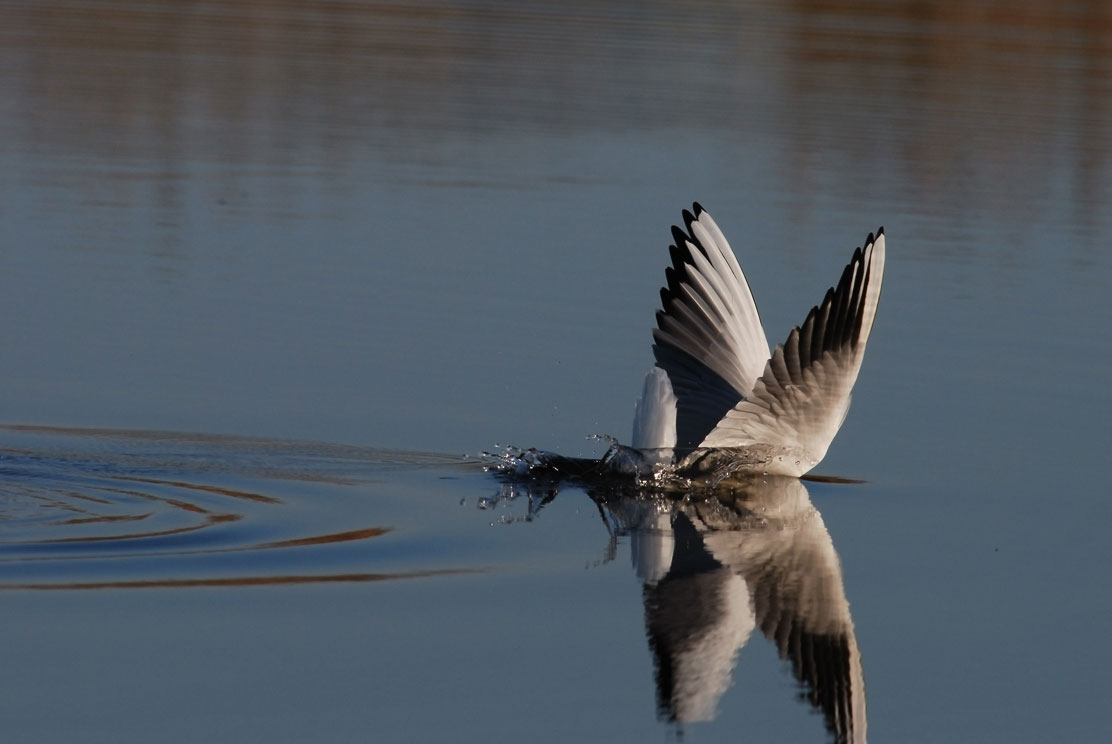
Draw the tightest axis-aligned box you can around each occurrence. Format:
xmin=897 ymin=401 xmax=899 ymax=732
xmin=2 ymin=1 xmax=1111 ymax=741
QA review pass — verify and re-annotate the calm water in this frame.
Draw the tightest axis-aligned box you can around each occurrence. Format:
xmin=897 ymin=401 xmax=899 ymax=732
xmin=2 ymin=1 xmax=1111 ymax=741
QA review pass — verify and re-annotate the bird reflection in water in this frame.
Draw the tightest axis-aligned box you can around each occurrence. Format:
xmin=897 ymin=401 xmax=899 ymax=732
xmin=486 ymin=472 xmax=865 ymax=744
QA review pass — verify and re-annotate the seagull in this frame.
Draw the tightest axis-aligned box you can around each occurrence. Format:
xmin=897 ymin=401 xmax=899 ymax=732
xmin=631 ymin=204 xmax=885 ymax=478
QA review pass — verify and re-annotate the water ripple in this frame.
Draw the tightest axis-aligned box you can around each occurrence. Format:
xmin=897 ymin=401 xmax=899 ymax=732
xmin=0 ymin=425 xmax=475 ymax=589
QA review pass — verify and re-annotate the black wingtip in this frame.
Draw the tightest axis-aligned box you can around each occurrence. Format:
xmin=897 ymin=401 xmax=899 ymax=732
xmin=692 ymin=201 xmax=705 ymax=216
xmin=669 ymin=225 xmax=689 ymax=251
xmin=653 ymin=309 xmax=669 ymax=332
xmin=680 ymin=209 xmax=697 ymax=232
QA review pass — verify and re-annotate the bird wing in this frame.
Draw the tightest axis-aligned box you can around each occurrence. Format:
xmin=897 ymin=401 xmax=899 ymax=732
xmin=700 ymin=230 xmax=885 ymax=472
xmin=651 ymin=204 xmax=771 ymax=451
xmin=694 ymin=477 xmax=866 ymax=743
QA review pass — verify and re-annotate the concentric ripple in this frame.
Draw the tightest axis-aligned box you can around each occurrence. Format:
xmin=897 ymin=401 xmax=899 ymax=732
xmin=0 ymin=425 xmax=474 ymax=589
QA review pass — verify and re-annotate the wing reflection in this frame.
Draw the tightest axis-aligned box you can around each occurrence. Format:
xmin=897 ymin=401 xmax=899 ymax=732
xmin=592 ymin=476 xmax=866 ymax=743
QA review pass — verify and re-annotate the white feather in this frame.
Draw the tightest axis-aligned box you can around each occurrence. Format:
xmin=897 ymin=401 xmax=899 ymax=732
xmin=631 ymin=366 xmax=677 ymax=450
xmin=640 ymin=205 xmax=885 ymax=476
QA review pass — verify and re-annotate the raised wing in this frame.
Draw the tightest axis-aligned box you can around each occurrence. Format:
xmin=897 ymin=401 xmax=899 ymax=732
xmin=700 ymin=230 xmax=885 ymax=474
xmin=652 ymin=204 xmax=771 ymax=451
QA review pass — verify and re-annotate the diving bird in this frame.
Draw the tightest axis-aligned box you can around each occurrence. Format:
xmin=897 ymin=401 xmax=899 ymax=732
xmin=631 ymin=205 xmax=885 ymax=477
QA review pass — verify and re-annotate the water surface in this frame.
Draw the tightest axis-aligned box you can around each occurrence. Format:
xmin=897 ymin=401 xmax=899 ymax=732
xmin=2 ymin=1 xmax=1111 ymax=741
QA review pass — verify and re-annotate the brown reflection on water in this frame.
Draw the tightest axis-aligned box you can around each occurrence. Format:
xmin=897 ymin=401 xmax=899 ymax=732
xmin=0 ymin=427 xmax=405 ymax=568
xmin=258 ymin=526 xmax=393 ymax=549
xmin=0 ymin=568 xmax=477 ymax=592
xmin=38 ymin=513 xmax=239 ymax=545
xmin=59 ymin=513 xmax=150 ymax=526
xmin=53 ymin=489 xmax=113 ymax=507
xmin=6 ymin=2 xmax=1108 ymax=153
xmin=2 ymin=0 xmax=1108 ymax=269
xmin=780 ymin=0 xmax=1112 ymax=224
xmin=18 ymin=480 xmax=250 ymax=544
xmin=7 ymin=480 xmax=392 ymax=553
xmin=115 ymin=475 xmax=282 ymax=505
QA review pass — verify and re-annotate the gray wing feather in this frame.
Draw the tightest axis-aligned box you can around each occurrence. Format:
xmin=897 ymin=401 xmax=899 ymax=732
xmin=701 ymin=230 xmax=886 ymax=473
xmin=651 ymin=204 xmax=771 ymax=451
